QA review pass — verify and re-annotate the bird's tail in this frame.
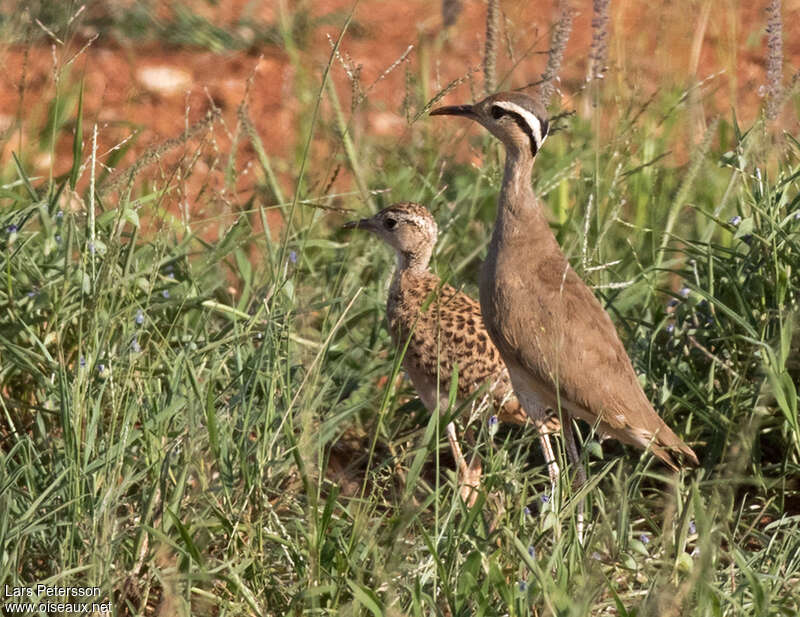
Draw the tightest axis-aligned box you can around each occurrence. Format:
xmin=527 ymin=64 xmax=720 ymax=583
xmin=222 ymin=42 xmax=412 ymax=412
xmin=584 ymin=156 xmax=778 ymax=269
xmin=651 ymin=426 xmax=699 ymax=471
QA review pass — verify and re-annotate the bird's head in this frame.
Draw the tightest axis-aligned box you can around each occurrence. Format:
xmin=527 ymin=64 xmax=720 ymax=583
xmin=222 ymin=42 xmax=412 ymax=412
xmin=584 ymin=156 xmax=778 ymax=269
xmin=342 ymin=202 xmax=438 ymax=270
xmin=430 ymin=91 xmax=549 ymax=159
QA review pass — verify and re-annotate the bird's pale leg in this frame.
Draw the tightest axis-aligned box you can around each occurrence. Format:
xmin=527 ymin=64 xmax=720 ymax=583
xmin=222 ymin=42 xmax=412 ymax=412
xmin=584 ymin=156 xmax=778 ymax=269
xmin=562 ymin=417 xmax=586 ymax=542
xmin=446 ymin=421 xmax=480 ymax=506
xmin=537 ymin=430 xmax=560 ymax=495
xmin=511 ymin=384 xmax=561 ymax=511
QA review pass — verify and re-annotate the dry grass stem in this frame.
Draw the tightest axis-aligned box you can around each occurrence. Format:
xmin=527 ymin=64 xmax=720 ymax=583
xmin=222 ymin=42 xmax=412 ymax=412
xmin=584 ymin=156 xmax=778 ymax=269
xmin=100 ymin=107 xmax=222 ymax=195
xmin=538 ymin=0 xmax=573 ymax=103
xmin=587 ymin=0 xmax=610 ymax=82
xmin=442 ymin=0 xmax=462 ymax=29
xmin=765 ymin=0 xmax=784 ymax=121
xmin=483 ymin=0 xmax=500 ymax=95
xmin=416 ymin=67 xmax=479 ymax=122
xmin=362 ymin=44 xmax=413 ymax=104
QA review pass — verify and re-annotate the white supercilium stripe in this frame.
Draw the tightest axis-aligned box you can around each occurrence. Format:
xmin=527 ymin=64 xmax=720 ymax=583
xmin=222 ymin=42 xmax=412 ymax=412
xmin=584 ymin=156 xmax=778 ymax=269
xmin=493 ymin=101 xmax=547 ymax=149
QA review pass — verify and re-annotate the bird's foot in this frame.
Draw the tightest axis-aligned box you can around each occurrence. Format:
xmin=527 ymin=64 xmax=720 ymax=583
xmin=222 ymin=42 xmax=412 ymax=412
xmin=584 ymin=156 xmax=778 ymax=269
xmin=459 ymin=456 xmax=482 ymax=508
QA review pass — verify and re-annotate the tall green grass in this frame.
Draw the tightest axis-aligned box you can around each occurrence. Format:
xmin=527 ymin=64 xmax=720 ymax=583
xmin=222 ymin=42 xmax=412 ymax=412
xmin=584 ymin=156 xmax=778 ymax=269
xmin=1 ymin=1 xmax=799 ymax=615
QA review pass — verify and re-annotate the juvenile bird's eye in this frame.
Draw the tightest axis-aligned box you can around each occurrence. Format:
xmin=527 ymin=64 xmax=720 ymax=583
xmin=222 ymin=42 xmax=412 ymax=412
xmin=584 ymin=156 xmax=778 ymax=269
xmin=491 ymin=105 xmax=505 ymax=120
xmin=384 ymin=218 xmax=397 ymax=230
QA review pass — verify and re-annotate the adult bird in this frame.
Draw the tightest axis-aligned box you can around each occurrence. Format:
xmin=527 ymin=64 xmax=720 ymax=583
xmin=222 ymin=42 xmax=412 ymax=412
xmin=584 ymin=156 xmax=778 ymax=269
xmin=343 ymin=202 xmax=560 ymax=505
xmin=431 ymin=92 xmax=698 ymax=524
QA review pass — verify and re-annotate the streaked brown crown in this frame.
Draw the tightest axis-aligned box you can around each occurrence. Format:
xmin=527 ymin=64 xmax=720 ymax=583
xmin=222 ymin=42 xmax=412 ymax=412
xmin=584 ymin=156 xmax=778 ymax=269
xmin=343 ymin=202 xmax=438 ymax=269
xmin=377 ymin=202 xmax=438 ymax=240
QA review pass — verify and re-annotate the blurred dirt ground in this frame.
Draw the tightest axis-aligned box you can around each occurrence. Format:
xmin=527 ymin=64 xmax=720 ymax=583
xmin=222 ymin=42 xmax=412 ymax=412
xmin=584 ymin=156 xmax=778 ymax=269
xmin=0 ymin=0 xmax=798 ymax=226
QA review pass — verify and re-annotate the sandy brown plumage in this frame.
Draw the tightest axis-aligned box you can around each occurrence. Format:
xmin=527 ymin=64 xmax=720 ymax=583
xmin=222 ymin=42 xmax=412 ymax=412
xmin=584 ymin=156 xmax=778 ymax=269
xmin=431 ymin=92 xmax=698 ymax=471
xmin=483 ymin=201 xmax=697 ymax=469
xmin=344 ymin=202 xmax=560 ymax=500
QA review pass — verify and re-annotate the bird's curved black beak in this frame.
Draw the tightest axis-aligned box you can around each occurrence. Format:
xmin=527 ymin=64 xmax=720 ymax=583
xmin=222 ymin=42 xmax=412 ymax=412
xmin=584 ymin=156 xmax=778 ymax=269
xmin=342 ymin=218 xmax=371 ymax=231
xmin=429 ymin=104 xmax=476 ymax=118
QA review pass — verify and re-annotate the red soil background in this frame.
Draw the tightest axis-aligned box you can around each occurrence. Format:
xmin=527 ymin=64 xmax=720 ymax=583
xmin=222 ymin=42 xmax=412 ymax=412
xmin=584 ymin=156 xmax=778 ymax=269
xmin=1 ymin=0 xmax=798 ymax=227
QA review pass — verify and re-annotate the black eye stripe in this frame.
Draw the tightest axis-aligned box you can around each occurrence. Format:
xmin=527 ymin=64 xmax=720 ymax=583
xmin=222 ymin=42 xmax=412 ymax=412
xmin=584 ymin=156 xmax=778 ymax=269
xmin=490 ymin=105 xmax=546 ymax=157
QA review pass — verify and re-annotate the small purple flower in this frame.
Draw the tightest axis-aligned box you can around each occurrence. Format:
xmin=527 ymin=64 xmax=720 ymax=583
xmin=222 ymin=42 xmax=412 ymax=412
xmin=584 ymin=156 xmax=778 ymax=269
xmin=167 ymin=272 xmax=175 ymax=279
xmin=688 ymin=520 xmax=696 ymax=535
xmin=55 ymin=235 xmax=62 ymax=243
xmin=131 ymin=338 xmax=141 ymax=353
xmin=523 ymin=506 xmax=532 ymax=516
xmin=7 ymin=224 xmax=18 ymax=234
xmin=540 ymin=494 xmax=549 ymax=504
xmin=729 ymin=215 xmax=742 ymax=226
xmin=488 ymin=414 xmax=499 ymax=437
xmin=135 ymin=309 xmax=144 ymax=325
xmin=518 ymin=581 xmax=527 ymax=592
xmin=97 ymin=363 xmax=105 ymax=374
xmin=165 ymin=264 xmax=174 ymax=273
xmin=667 ymin=298 xmax=679 ymax=308
xmin=289 ymin=250 xmax=298 ymax=264
xmin=56 ymin=211 xmax=63 ymax=219
xmin=528 ymin=545 xmax=536 ymax=558
xmin=794 ymin=211 xmax=800 ymax=220
xmin=640 ymin=534 xmax=650 ymax=545
xmin=679 ymin=286 xmax=690 ymax=298
xmin=162 ymin=289 xmax=170 ymax=299
xmin=79 ymin=356 xmax=86 ymax=367
xmin=26 ymin=290 xmax=36 ymax=298
xmin=666 ymin=323 xmax=675 ymax=334
xmin=88 ymin=242 xmax=95 ymax=254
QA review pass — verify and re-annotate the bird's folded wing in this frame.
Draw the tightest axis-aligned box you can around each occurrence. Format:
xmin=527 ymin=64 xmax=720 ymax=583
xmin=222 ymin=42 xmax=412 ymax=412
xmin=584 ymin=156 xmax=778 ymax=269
xmin=510 ymin=256 xmax=693 ymax=458
xmin=392 ymin=276 xmax=505 ymax=401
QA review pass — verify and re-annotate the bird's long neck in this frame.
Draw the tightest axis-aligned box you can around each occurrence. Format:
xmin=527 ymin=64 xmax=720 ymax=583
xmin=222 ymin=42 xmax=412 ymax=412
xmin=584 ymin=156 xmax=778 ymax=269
xmin=493 ymin=150 xmax=550 ymax=243
xmin=389 ymin=249 xmax=432 ymax=297
xmin=399 ymin=247 xmax=432 ymax=273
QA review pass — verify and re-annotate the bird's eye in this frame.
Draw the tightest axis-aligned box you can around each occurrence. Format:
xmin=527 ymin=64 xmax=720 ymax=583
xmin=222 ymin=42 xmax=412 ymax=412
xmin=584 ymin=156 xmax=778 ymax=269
xmin=384 ymin=218 xmax=397 ymax=230
xmin=491 ymin=105 xmax=505 ymax=120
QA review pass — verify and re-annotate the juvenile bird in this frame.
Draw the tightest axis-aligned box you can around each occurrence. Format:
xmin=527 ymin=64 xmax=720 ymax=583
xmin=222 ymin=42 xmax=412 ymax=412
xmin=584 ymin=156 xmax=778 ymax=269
xmin=344 ymin=202 xmax=560 ymax=504
xmin=431 ymin=93 xmax=698 ymax=523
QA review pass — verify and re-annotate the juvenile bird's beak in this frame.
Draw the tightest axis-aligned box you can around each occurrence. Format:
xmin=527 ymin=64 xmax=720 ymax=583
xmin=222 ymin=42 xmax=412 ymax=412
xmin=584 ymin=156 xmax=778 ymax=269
xmin=429 ymin=104 xmax=476 ymax=118
xmin=342 ymin=218 xmax=372 ymax=231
